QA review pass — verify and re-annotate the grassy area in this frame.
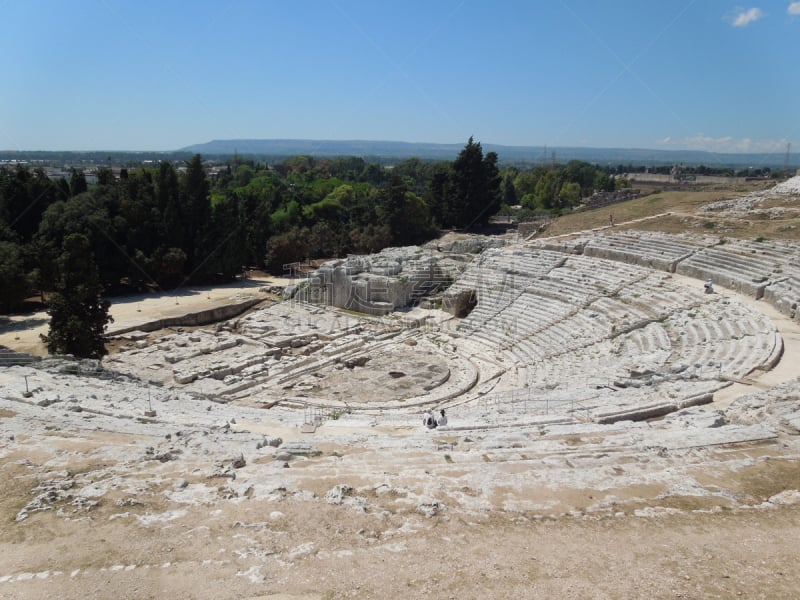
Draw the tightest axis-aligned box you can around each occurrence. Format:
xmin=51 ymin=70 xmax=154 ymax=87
xmin=535 ymin=181 xmax=800 ymax=241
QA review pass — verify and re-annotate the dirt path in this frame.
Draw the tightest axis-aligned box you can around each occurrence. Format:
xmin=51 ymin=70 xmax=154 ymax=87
xmin=0 ymin=276 xmax=294 ymax=356
xmin=528 ymin=212 xmax=673 ymax=242
xmin=1 ymin=492 xmax=798 ymax=599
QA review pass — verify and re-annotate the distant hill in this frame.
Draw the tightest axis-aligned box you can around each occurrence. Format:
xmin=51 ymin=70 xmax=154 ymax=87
xmin=181 ymin=139 xmax=467 ymax=160
xmin=179 ymin=139 xmax=790 ymax=168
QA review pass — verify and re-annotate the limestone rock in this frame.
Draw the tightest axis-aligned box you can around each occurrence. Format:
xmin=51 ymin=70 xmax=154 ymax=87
xmin=768 ymin=490 xmax=800 ymax=506
xmin=417 ymin=500 xmax=442 ymax=517
xmin=325 ymin=484 xmax=353 ymax=505
xmin=257 ymin=436 xmax=282 ymax=449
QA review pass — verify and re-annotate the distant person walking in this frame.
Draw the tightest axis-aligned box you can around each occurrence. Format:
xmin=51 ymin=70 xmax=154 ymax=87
xmin=609 ymin=214 xmax=615 ymax=227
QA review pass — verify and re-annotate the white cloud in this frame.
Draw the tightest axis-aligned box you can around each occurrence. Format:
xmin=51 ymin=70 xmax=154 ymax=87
xmin=730 ymin=7 xmax=764 ymax=27
xmin=788 ymin=2 xmax=800 ymax=16
xmin=679 ymin=135 xmax=787 ymax=153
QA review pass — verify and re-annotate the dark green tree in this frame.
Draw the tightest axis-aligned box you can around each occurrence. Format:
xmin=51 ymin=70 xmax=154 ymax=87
xmin=181 ymin=154 xmax=211 ymax=277
xmin=270 ymin=198 xmax=301 ymax=233
xmin=593 ymin=171 xmax=614 ymax=192
xmin=157 ymin=161 xmax=183 ymax=252
xmin=378 ymin=174 xmax=409 ymax=240
xmin=118 ymin=169 xmax=163 ymax=286
xmin=535 ymin=171 xmax=558 ymax=209
xmin=36 ymin=192 xmax=127 ymax=288
xmin=203 ymin=194 xmax=247 ymax=280
xmin=360 ymin=162 xmax=386 ymax=185
xmin=41 ymin=233 xmax=112 ymax=358
xmin=448 ymin=137 xmax=501 ymax=229
xmin=96 ymin=167 xmax=115 ymax=186
xmin=0 ymin=240 xmax=28 ymax=312
xmin=25 ymin=236 xmax=58 ymax=301
xmin=0 ymin=166 xmax=60 ymax=243
xmin=349 ymin=223 xmax=391 ymax=254
xmin=151 ymin=247 xmax=188 ymax=288
xmin=502 ymin=173 xmax=518 ymax=206
xmin=378 ymin=174 xmax=436 ymax=245
xmin=69 ymin=169 xmax=88 ymax=197
xmin=265 ymin=226 xmax=312 ymax=272
xmin=558 ymin=181 xmax=582 ymax=208
xmin=426 ymin=164 xmax=453 ymax=227
xmin=55 ymin=177 xmax=71 ymax=201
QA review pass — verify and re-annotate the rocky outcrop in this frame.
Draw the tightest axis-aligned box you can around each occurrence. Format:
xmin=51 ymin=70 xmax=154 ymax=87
xmin=297 ymin=246 xmax=468 ymax=315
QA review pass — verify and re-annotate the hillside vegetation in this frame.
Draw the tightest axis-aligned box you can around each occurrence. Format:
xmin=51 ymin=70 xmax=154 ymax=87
xmin=539 ymin=180 xmax=800 ymax=240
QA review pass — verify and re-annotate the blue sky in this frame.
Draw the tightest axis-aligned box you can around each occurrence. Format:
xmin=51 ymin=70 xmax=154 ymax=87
xmin=1 ymin=0 xmax=798 ymax=152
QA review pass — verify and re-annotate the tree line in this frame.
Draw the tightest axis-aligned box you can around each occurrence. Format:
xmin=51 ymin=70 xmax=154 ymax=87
xmin=0 ymin=139 xmax=494 ymax=310
xmin=1 ymin=138 xmax=623 ymax=345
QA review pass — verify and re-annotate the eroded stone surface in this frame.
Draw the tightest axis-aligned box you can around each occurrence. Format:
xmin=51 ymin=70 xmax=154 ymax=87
xmin=1 ymin=178 xmax=800 ymax=599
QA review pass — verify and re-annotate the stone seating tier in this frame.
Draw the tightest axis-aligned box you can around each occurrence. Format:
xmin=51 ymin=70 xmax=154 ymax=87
xmin=446 ymin=243 xmax=784 ymax=408
xmin=694 ymin=246 xmax=779 ymax=277
xmin=587 ymin=296 xmax=653 ymax=330
xmin=722 ymin=239 xmax=800 ymax=266
xmin=580 ymin=233 xmax=703 ymax=272
xmin=675 ymin=249 xmax=776 ymax=299
xmin=617 ymin=323 xmax=671 ymax=356
xmin=533 ymin=232 xmax=800 ymax=324
xmin=93 ymin=224 xmax=792 ymax=427
xmin=762 ymin=276 xmax=800 ymax=319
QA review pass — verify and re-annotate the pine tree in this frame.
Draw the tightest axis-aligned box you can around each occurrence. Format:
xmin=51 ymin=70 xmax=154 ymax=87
xmin=41 ymin=233 xmax=112 ymax=358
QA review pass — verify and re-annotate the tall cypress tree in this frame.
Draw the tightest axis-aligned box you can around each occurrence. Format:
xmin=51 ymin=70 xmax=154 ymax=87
xmin=181 ymin=154 xmax=211 ymax=278
xmin=378 ymin=173 xmax=409 ymax=242
xmin=69 ymin=169 xmax=88 ymax=197
xmin=449 ymin=137 xmax=502 ymax=229
xmin=157 ymin=161 xmax=183 ymax=251
xmin=41 ymin=233 xmax=112 ymax=358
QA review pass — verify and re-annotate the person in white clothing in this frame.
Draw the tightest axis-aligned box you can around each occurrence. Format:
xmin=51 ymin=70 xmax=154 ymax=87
xmin=423 ymin=410 xmax=436 ymax=428
xmin=437 ymin=409 xmax=447 ymax=427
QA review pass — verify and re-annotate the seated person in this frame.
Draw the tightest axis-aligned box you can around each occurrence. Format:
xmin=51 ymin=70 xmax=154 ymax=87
xmin=423 ymin=410 xmax=437 ymax=428
xmin=437 ymin=409 xmax=448 ymax=427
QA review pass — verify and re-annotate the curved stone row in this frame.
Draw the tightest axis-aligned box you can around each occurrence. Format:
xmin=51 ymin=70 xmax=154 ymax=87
xmin=536 ymin=231 xmax=800 ymax=321
xmin=445 ymin=244 xmax=783 ymax=423
xmin=104 ymin=229 xmax=789 ymax=427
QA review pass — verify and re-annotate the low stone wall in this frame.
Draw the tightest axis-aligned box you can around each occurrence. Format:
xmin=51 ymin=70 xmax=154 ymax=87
xmin=582 ymin=244 xmax=680 ymax=273
xmin=584 ymin=189 xmax=641 ymax=209
xmin=107 ymin=297 xmax=264 ymax=336
xmin=763 ymin=281 xmax=800 ymax=321
xmin=674 ymin=261 xmax=770 ymax=299
xmin=518 ymin=221 xmax=551 ymax=238
xmin=0 ymin=346 xmax=41 ymax=367
xmin=628 ymin=174 xmax=748 ymax=185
